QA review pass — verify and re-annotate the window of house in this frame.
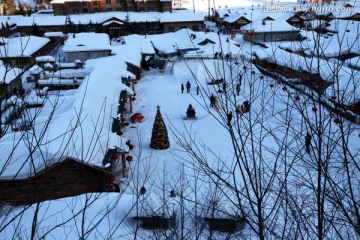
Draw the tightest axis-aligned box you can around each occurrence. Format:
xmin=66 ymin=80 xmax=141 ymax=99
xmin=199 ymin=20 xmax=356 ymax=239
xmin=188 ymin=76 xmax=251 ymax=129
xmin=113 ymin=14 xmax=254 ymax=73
xmin=93 ymin=8 xmax=99 ymax=12
xmin=83 ymin=8 xmax=88 ymax=13
xmin=116 ymin=0 xmax=122 ymax=4
xmin=106 ymin=0 xmax=111 ymax=5
xmin=192 ymin=26 xmax=199 ymax=31
xmin=168 ymin=27 xmax=174 ymax=32
xmin=93 ymin=1 xmax=98 ymax=5
xmin=140 ymin=7 xmax=145 ymax=11
xmin=72 ymin=8 xmax=79 ymax=13
xmin=106 ymin=7 xmax=112 ymax=11
xmin=116 ymin=7 xmax=122 ymax=11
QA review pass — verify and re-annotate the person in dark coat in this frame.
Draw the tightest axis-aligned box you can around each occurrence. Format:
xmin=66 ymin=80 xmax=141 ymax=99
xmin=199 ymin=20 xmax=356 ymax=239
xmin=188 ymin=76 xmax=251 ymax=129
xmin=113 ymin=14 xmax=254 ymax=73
xmin=214 ymin=52 xmax=218 ymax=58
xmin=305 ymin=132 xmax=311 ymax=153
xmin=186 ymin=81 xmax=191 ymax=93
xmin=196 ymin=85 xmax=200 ymax=95
xmin=222 ymin=82 xmax=227 ymax=93
xmin=236 ymin=84 xmax=241 ymax=95
xmin=227 ymin=111 xmax=233 ymax=125
xmin=210 ymin=94 xmax=215 ymax=107
xmin=181 ymin=83 xmax=184 ymax=93
xmin=239 ymin=74 xmax=242 ymax=85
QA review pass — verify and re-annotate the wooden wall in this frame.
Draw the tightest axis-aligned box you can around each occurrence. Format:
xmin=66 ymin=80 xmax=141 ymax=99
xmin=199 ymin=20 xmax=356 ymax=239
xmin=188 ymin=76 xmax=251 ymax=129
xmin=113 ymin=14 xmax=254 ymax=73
xmin=0 ymin=159 xmax=113 ymax=206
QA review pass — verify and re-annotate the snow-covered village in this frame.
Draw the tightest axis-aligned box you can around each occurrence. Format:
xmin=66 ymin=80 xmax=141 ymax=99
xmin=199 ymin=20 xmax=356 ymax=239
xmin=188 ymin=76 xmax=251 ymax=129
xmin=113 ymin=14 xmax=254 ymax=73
xmin=0 ymin=0 xmax=360 ymax=239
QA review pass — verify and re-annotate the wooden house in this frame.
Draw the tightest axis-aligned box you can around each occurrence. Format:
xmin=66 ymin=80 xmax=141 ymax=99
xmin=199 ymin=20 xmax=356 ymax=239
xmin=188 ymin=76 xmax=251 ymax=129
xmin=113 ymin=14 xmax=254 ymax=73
xmin=51 ymin=0 xmax=172 ymax=16
xmin=0 ymin=36 xmax=52 ymax=68
xmin=0 ymin=61 xmax=23 ymax=99
xmin=242 ymin=20 xmax=301 ymax=42
xmin=0 ymin=157 xmax=117 ymax=206
xmin=62 ymin=32 xmax=112 ymax=63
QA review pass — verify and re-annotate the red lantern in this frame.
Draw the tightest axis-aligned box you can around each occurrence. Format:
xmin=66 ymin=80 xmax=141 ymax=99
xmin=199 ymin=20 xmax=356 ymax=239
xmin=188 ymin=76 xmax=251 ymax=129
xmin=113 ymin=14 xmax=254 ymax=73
xmin=134 ymin=81 xmax=138 ymax=84
xmin=251 ymin=71 xmax=255 ymax=75
xmin=117 ymin=131 xmax=123 ymax=136
xmin=334 ymin=118 xmax=340 ymax=125
xmin=12 ymin=127 xmax=19 ymax=132
xmin=127 ymin=83 xmax=131 ymax=87
xmin=312 ymin=107 xmax=318 ymax=112
xmin=133 ymin=93 xmax=137 ymax=96
xmin=331 ymin=96 xmax=337 ymax=100
xmin=126 ymin=155 xmax=133 ymax=161
xmin=108 ymin=175 xmax=116 ymax=182
xmin=113 ymin=153 xmax=119 ymax=159
xmin=282 ymin=86 xmax=287 ymax=91
xmin=121 ymin=117 xmax=126 ymax=122
xmin=129 ymin=144 xmax=135 ymax=150
xmin=140 ymin=186 xmax=146 ymax=195
xmin=270 ymin=84 xmax=274 ymax=88
xmin=295 ymin=96 xmax=300 ymax=101
xmin=260 ymin=75 xmax=264 ymax=80
xmin=132 ymin=97 xmax=136 ymax=101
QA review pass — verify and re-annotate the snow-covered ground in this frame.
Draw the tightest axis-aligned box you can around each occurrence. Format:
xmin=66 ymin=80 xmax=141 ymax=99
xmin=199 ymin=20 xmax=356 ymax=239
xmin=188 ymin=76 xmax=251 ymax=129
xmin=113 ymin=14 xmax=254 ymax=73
xmin=1 ymin=1 xmax=360 ymax=238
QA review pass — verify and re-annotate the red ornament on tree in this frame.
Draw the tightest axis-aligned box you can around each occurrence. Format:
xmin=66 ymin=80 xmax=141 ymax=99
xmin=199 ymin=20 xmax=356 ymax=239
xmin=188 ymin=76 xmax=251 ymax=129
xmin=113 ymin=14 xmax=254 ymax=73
xmin=108 ymin=175 xmax=116 ymax=182
xmin=113 ymin=153 xmax=119 ymax=160
xmin=127 ymin=83 xmax=131 ymax=87
xmin=121 ymin=117 xmax=126 ymax=122
xmin=270 ymin=84 xmax=274 ymax=88
xmin=331 ymin=95 xmax=337 ymax=100
xmin=129 ymin=144 xmax=135 ymax=150
xmin=301 ymin=78 xmax=306 ymax=83
xmin=126 ymin=155 xmax=133 ymax=161
xmin=235 ymin=60 xmax=238 ymax=65
xmin=312 ymin=107 xmax=318 ymax=112
xmin=294 ymin=96 xmax=300 ymax=101
xmin=132 ymin=97 xmax=136 ymax=101
xmin=134 ymin=81 xmax=138 ymax=84
xmin=123 ymin=107 xmax=127 ymax=112
xmin=251 ymin=71 xmax=255 ymax=75
xmin=12 ymin=127 xmax=19 ymax=132
xmin=282 ymin=86 xmax=287 ymax=91
xmin=334 ymin=118 xmax=340 ymax=125
xmin=123 ymin=98 xmax=127 ymax=103
xmin=260 ymin=75 xmax=264 ymax=80
xmin=117 ymin=131 xmax=123 ymax=136
xmin=133 ymin=93 xmax=137 ymax=96
xmin=243 ymin=66 xmax=247 ymax=70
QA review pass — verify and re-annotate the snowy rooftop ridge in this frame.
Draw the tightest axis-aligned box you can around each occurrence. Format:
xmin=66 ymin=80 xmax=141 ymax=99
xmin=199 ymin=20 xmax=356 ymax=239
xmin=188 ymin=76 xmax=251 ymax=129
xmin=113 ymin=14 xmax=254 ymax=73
xmin=62 ymin=32 xmax=111 ymax=52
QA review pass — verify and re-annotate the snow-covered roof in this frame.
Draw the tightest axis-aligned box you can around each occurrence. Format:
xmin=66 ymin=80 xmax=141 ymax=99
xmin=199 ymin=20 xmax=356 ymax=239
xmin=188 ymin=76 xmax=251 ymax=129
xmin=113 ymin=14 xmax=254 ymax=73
xmin=102 ymin=20 xmax=124 ymax=26
xmin=0 ymin=15 xmax=22 ymax=27
xmin=242 ymin=20 xmax=299 ymax=32
xmin=160 ymin=10 xmax=204 ymax=22
xmin=44 ymin=31 xmax=65 ymax=37
xmin=62 ymin=32 xmax=111 ymax=53
xmin=36 ymin=55 xmax=56 ymax=62
xmin=0 ymin=36 xmax=50 ymax=58
xmin=0 ymin=60 xmax=22 ymax=84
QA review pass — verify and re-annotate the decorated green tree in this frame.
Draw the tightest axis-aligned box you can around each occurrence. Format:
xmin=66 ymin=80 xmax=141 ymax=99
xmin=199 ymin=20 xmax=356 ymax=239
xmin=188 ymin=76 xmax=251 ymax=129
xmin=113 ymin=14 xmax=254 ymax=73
xmin=150 ymin=106 xmax=170 ymax=150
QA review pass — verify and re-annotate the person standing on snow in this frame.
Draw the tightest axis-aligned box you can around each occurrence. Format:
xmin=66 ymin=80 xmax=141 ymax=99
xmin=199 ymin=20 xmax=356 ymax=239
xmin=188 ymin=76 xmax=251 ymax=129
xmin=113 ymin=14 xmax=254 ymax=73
xmin=186 ymin=81 xmax=191 ymax=93
xmin=236 ymin=84 xmax=241 ymax=95
xmin=196 ymin=85 xmax=200 ymax=95
xmin=210 ymin=94 xmax=215 ymax=107
xmin=305 ymin=132 xmax=311 ymax=153
xmin=181 ymin=83 xmax=184 ymax=93
xmin=227 ymin=111 xmax=233 ymax=125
